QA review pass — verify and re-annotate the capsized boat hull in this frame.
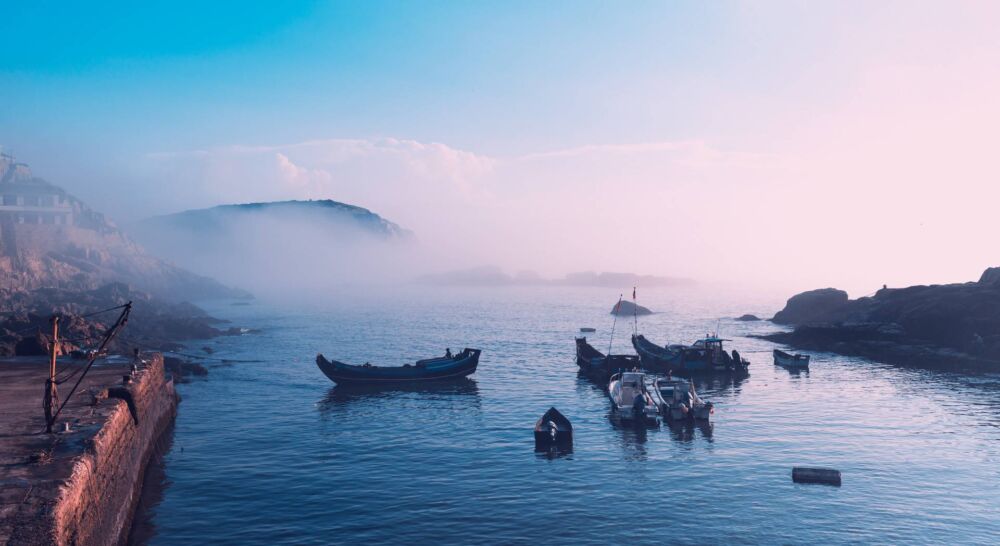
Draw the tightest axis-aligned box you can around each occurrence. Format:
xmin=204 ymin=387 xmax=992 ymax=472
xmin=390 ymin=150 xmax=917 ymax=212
xmin=316 ymin=349 xmax=481 ymax=384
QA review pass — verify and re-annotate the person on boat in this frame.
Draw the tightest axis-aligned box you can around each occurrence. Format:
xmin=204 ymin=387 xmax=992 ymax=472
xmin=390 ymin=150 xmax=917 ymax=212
xmin=445 ymin=348 xmax=453 ymax=358
xmin=632 ymin=392 xmax=646 ymax=418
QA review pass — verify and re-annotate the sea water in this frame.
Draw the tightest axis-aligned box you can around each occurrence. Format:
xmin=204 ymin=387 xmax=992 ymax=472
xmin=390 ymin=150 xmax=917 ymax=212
xmin=131 ymin=286 xmax=1000 ymax=545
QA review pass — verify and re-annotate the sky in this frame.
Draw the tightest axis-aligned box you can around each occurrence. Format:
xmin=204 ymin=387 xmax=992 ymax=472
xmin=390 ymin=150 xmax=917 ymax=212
xmin=2 ymin=1 xmax=999 ymax=295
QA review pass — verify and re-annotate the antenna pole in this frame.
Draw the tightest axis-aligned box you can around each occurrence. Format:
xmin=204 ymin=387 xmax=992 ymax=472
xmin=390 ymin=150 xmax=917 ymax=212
xmin=44 ymin=316 xmax=59 ymax=433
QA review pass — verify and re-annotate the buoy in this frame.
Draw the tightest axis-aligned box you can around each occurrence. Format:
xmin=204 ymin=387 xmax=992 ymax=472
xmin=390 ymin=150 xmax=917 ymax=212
xmin=792 ymin=467 xmax=841 ymax=486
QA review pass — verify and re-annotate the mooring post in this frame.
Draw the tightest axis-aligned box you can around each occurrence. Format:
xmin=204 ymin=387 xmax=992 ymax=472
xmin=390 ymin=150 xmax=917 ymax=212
xmin=44 ymin=315 xmax=60 ymax=433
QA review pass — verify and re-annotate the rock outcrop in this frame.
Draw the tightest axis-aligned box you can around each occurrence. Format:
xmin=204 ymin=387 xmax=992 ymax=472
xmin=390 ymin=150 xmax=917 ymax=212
xmin=611 ymin=300 xmax=652 ymax=316
xmin=771 ymin=288 xmax=850 ymax=325
xmin=0 ymin=283 xmax=243 ymax=357
xmin=736 ymin=314 xmax=762 ymax=321
xmin=979 ymin=267 xmax=1000 ymax=284
xmin=761 ymin=268 xmax=1000 ymax=370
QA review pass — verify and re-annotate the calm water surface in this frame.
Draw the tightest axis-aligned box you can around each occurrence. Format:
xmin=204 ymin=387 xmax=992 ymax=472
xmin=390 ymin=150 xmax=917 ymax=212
xmin=134 ymin=287 xmax=1000 ymax=545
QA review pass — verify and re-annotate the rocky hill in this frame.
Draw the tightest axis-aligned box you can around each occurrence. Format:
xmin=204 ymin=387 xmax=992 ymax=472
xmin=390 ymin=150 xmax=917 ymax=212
xmin=133 ymin=200 xmax=411 ymax=242
xmin=0 ymin=153 xmax=243 ymax=301
xmin=762 ymin=268 xmax=1000 ymax=370
xmin=127 ymin=199 xmax=413 ymax=294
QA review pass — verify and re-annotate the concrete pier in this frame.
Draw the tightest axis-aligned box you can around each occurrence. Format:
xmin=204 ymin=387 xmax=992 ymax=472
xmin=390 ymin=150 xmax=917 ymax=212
xmin=0 ymin=354 xmax=177 ymax=546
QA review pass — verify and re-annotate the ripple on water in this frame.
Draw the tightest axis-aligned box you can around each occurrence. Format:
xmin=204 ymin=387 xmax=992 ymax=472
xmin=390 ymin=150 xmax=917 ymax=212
xmin=137 ymin=287 xmax=1000 ymax=545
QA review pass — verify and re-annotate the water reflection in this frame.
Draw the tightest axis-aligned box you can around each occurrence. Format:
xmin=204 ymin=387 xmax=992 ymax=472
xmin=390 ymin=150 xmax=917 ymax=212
xmin=782 ymin=367 xmax=811 ymax=380
xmin=610 ymin=414 xmax=651 ymax=461
xmin=664 ymin=420 xmax=714 ymax=444
xmin=535 ymin=446 xmax=574 ymax=460
xmin=317 ymin=378 xmax=481 ymax=411
xmin=575 ymin=370 xmax=609 ymax=394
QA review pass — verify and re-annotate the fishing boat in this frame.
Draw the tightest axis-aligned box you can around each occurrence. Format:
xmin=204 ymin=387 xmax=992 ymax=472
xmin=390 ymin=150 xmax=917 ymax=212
xmin=608 ymin=371 xmax=659 ymax=424
xmin=315 ymin=348 xmax=481 ymax=384
xmin=773 ymin=349 xmax=810 ymax=368
xmin=534 ymin=407 xmax=573 ymax=451
xmin=632 ymin=334 xmax=749 ymax=376
xmin=575 ymin=337 xmax=639 ymax=377
xmin=651 ymin=377 xmax=714 ymax=422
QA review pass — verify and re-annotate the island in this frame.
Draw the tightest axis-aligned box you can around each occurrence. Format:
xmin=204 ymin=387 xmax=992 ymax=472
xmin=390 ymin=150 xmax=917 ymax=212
xmin=760 ymin=268 xmax=1000 ymax=370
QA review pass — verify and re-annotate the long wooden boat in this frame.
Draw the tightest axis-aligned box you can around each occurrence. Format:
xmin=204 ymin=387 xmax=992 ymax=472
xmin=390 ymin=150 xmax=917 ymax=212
xmin=575 ymin=337 xmax=639 ymax=377
xmin=632 ymin=334 xmax=749 ymax=376
xmin=773 ymin=349 xmax=810 ymax=368
xmin=534 ymin=407 xmax=573 ymax=450
xmin=316 ymin=348 xmax=481 ymax=384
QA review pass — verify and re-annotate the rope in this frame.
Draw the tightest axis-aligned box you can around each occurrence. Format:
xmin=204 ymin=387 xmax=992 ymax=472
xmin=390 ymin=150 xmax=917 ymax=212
xmin=79 ymin=303 xmax=130 ymax=319
xmin=117 ymin=335 xmax=263 ymax=363
xmin=47 ymin=302 xmax=132 ymax=430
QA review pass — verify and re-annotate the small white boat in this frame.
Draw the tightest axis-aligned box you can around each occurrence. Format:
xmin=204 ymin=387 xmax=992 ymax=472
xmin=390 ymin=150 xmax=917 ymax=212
xmin=651 ymin=377 xmax=714 ymax=422
xmin=608 ymin=371 xmax=659 ymax=424
xmin=773 ymin=349 xmax=810 ymax=368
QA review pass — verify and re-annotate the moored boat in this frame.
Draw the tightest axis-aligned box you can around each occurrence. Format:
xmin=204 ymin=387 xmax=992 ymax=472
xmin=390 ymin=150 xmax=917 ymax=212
xmin=651 ymin=377 xmax=714 ymax=422
xmin=534 ymin=407 xmax=573 ymax=451
xmin=575 ymin=337 xmax=639 ymax=377
xmin=608 ymin=371 xmax=659 ymax=424
xmin=632 ymin=334 xmax=749 ymax=376
xmin=316 ymin=348 xmax=481 ymax=384
xmin=773 ymin=349 xmax=810 ymax=368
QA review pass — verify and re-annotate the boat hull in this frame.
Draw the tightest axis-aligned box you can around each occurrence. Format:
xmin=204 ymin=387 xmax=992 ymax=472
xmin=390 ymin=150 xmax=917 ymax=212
xmin=534 ymin=407 xmax=573 ymax=451
xmin=575 ymin=337 xmax=639 ymax=377
xmin=774 ymin=349 xmax=810 ymax=368
xmin=316 ymin=349 xmax=481 ymax=384
xmin=633 ymin=334 xmax=748 ymax=376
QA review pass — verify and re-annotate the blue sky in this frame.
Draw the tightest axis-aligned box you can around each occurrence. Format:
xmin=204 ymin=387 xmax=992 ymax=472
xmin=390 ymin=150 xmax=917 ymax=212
xmin=2 ymin=2 xmax=999 ymax=290
xmin=1 ymin=1 xmax=805 ymax=156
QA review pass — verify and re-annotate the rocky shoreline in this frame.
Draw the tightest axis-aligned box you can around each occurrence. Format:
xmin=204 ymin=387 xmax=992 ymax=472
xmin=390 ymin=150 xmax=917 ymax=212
xmin=0 ymin=282 xmax=244 ymax=367
xmin=759 ymin=267 xmax=1000 ymax=371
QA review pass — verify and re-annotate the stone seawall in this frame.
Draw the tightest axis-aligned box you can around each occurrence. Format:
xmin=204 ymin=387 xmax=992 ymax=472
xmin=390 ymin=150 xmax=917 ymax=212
xmin=0 ymin=354 xmax=178 ymax=546
xmin=50 ymin=354 xmax=177 ymax=546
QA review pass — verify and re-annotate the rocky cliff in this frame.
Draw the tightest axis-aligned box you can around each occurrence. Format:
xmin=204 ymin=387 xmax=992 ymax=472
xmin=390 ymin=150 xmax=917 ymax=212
xmin=0 ymin=156 xmax=242 ymax=301
xmin=762 ymin=268 xmax=1000 ymax=370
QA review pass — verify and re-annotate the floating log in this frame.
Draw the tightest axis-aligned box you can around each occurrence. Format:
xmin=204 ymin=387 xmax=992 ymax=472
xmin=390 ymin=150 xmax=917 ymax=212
xmin=792 ymin=467 xmax=841 ymax=486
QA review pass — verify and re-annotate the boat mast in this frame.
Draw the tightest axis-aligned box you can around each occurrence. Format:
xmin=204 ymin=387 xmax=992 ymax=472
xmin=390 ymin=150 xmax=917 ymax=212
xmin=608 ymin=294 xmax=622 ymax=357
xmin=632 ymin=286 xmax=638 ymax=337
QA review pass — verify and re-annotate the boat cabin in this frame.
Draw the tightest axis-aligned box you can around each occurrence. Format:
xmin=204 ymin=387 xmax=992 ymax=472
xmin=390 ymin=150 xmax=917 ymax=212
xmin=618 ymin=372 xmax=646 ymax=402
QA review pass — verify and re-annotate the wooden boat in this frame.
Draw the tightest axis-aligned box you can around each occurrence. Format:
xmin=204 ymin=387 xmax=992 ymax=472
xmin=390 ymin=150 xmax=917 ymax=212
xmin=774 ymin=349 xmax=810 ymax=368
xmin=534 ymin=407 xmax=573 ymax=451
xmin=632 ymin=334 xmax=749 ymax=376
xmin=651 ymin=377 xmax=714 ymax=422
xmin=608 ymin=371 xmax=659 ymax=424
xmin=316 ymin=348 xmax=481 ymax=384
xmin=575 ymin=337 xmax=639 ymax=377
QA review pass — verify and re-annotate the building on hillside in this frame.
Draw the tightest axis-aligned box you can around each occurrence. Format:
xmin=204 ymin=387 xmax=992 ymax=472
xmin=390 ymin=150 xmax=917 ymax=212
xmin=0 ymin=152 xmax=108 ymax=229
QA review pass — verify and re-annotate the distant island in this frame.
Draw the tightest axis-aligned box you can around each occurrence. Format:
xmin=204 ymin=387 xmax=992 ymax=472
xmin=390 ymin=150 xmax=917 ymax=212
xmin=416 ymin=266 xmax=694 ymax=288
xmin=129 ymin=199 xmax=413 ymax=293
xmin=134 ymin=199 xmax=412 ymax=241
xmin=760 ymin=267 xmax=1000 ymax=371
